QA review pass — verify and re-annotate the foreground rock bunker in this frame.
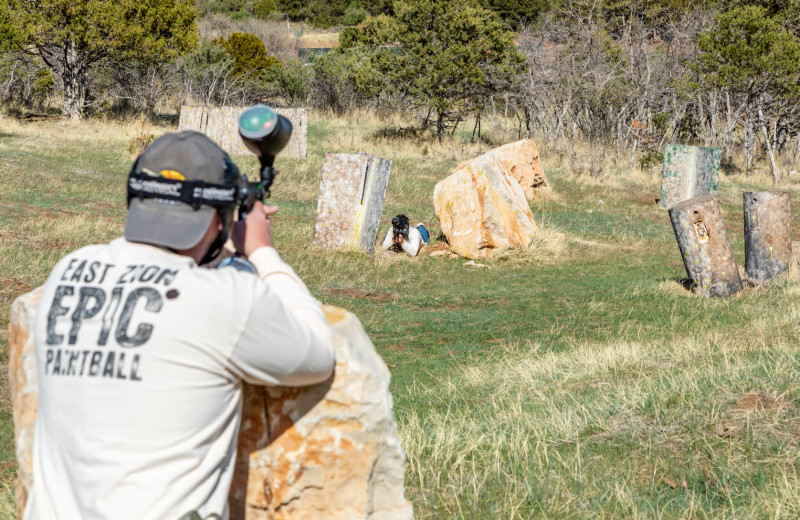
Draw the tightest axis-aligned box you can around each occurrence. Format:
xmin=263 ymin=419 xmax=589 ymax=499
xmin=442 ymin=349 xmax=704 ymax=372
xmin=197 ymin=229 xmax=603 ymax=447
xmin=434 ymin=139 xmax=548 ymax=259
xmin=9 ymin=289 xmax=413 ymax=520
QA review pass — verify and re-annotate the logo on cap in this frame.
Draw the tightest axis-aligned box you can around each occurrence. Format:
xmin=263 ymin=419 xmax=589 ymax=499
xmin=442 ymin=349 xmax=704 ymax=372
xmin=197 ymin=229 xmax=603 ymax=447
xmin=160 ymin=170 xmax=186 ymax=181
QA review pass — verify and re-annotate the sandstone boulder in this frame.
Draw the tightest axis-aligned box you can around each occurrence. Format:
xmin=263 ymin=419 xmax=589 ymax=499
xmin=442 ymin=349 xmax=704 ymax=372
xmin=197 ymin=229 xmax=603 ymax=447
xmin=8 ymin=287 xmax=42 ymax=520
xmin=453 ymin=139 xmax=549 ymax=201
xmin=434 ymin=152 xmax=539 ymax=260
xmin=10 ymin=291 xmax=412 ymax=520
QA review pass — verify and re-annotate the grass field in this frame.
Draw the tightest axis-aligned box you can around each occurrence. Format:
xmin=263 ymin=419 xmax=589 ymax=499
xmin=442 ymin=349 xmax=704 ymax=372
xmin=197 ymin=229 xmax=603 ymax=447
xmin=3 ymin=111 xmax=800 ymax=518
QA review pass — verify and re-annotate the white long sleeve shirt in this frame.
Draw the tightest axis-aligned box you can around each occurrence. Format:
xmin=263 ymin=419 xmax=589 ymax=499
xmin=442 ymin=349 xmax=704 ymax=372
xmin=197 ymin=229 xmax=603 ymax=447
xmin=26 ymin=238 xmax=335 ymax=520
xmin=381 ymin=226 xmax=422 ymax=256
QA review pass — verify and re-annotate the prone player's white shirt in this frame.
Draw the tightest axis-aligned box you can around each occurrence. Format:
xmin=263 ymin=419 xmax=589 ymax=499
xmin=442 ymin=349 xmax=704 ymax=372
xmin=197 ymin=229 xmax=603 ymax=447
xmin=25 ymin=238 xmax=335 ymax=520
xmin=381 ymin=226 xmax=422 ymax=256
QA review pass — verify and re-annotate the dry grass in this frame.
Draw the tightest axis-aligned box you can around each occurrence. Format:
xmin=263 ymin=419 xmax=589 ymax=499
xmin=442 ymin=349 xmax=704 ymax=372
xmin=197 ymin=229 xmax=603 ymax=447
xmin=0 ymin=481 xmax=15 ymax=520
xmin=491 ymin=223 xmax=567 ymax=266
xmin=400 ymin=330 xmax=800 ymax=518
xmin=198 ymin=15 xmax=300 ymax=62
xmin=0 ymin=112 xmax=174 ymax=151
xmin=298 ymin=32 xmax=341 ymax=48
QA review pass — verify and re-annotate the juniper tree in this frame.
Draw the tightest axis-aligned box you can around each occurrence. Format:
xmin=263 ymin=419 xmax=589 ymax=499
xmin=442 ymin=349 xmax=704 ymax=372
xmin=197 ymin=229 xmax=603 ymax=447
xmin=698 ymin=5 xmax=800 ymax=179
xmin=5 ymin=0 xmax=197 ymax=119
xmin=342 ymin=0 xmax=525 ymax=139
xmin=0 ymin=0 xmax=18 ymax=52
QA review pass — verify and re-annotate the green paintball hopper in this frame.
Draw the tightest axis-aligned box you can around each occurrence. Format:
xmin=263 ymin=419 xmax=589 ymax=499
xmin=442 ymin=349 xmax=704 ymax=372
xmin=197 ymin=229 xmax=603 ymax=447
xmin=238 ymin=104 xmax=293 ymax=166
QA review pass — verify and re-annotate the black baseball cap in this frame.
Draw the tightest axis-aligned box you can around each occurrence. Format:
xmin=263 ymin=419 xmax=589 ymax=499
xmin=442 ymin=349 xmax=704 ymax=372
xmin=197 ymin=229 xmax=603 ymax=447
xmin=125 ymin=131 xmax=235 ymax=250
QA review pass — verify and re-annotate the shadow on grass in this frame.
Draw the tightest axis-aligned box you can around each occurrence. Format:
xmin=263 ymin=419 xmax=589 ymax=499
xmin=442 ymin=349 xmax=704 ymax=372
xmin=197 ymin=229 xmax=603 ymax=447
xmin=2 ymin=104 xmax=61 ymax=122
xmin=372 ymin=125 xmax=424 ymax=142
xmin=668 ymin=276 xmax=694 ymax=291
xmin=147 ymin=112 xmax=179 ymax=126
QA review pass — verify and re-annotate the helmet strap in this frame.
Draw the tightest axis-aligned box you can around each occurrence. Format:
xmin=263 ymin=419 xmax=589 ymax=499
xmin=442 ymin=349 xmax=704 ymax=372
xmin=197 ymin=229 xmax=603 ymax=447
xmin=199 ymin=230 xmax=227 ymax=266
xmin=198 ymin=207 xmax=235 ymax=266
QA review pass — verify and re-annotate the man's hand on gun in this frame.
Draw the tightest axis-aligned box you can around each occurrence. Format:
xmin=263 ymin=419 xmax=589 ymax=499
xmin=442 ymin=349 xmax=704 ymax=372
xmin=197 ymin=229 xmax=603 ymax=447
xmin=232 ymin=201 xmax=279 ymax=256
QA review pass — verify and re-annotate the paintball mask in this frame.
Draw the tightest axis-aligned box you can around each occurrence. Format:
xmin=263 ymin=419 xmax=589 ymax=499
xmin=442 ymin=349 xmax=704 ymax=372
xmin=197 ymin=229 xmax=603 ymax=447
xmin=392 ymin=214 xmax=410 ymax=240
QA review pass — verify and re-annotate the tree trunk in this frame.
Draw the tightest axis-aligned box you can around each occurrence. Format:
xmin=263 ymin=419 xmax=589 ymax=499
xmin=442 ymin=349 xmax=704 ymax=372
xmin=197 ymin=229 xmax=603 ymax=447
xmin=436 ymin=111 xmax=446 ymax=141
xmin=552 ymin=94 xmax=572 ymax=148
xmin=722 ymin=90 xmax=734 ymax=158
xmin=698 ymin=92 xmax=706 ymax=146
xmin=757 ymin=103 xmax=779 ymax=183
xmin=745 ymin=107 xmax=754 ymax=176
xmin=60 ymin=40 xmax=87 ymax=120
xmin=628 ymin=137 xmax=638 ymax=173
xmin=668 ymin=194 xmax=742 ymax=297
xmin=743 ymin=191 xmax=791 ymax=282
xmin=2 ymin=60 xmax=17 ymax=99
xmin=503 ymin=93 xmax=509 ymax=140
xmin=524 ymin=105 xmax=531 ymax=139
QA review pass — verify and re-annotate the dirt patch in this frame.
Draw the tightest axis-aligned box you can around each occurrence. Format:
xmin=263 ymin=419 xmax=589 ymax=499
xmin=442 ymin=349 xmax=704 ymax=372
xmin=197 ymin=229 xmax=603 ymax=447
xmin=734 ymin=393 xmax=792 ymax=412
xmin=84 ymin=200 xmax=122 ymax=210
xmin=326 ymin=287 xmax=397 ymax=302
xmin=0 ymin=201 xmax=78 ymax=218
xmin=298 ymin=33 xmax=340 ymax=48
xmin=715 ymin=393 xmax=794 ymax=438
xmin=426 ymin=242 xmax=450 ymax=253
xmin=0 ymin=278 xmax=34 ymax=300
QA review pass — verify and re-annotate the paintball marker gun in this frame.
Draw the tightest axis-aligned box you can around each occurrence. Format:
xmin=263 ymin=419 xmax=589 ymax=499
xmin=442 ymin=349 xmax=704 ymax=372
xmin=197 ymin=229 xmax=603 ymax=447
xmin=236 ymin=104 xmax=293 ymax=217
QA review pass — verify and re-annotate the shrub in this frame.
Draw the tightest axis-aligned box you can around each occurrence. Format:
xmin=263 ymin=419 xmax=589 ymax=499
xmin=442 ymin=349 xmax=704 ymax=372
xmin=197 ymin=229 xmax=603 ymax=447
xmin=343 ymin=2 xmax=367 ymax=25
xmin=198 ymin=15 xmax=299 ymax=63
xmin=275 ymin=60 xmax=311 ymax=106
xmin=254 ymin=0 xmax=277 ymax=19
xmin=129 ymin=133 xmax=157 ymax=155
xmin=198 ymin=0 xmax=247 ymax=15
xmin=230 ymin=9 xmax=252 ymax=20
xmin=310 ymin=51 xmax=361 ymax=114
xmin=638 ymin=149 xmax=664 ymax=172
xmin=181 ymin=41 xmax=233 ymax=105
xmin=216 ymin=32 xmax=282 ymax=80
xmin=342 ymin=0 xmax=524 ymax=138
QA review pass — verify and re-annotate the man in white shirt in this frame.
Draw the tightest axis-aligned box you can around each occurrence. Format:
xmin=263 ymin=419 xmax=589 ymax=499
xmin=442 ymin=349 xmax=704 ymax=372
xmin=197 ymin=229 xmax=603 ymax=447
xmin=25 ymin=131 xmax=335 ymax=520
xmin=381 ymin=214 xmax=425 ymax=257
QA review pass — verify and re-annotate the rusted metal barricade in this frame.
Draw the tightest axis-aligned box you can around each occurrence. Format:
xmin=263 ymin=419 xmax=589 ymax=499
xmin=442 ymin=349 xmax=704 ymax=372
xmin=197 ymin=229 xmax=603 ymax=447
xmin=669 ymin=194 xmax=742 ymax=297
xmin=744 ymin=191 xmax=792 ymax=282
